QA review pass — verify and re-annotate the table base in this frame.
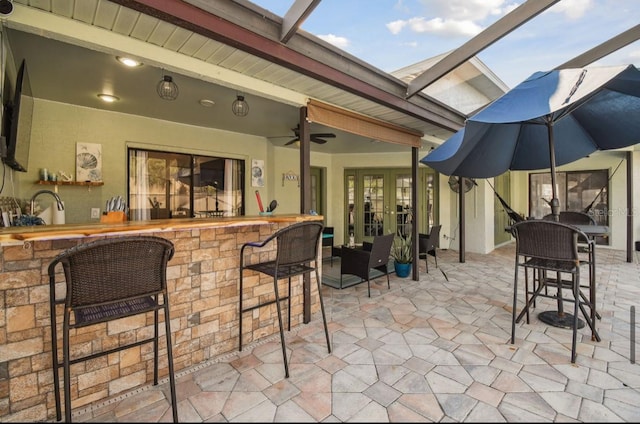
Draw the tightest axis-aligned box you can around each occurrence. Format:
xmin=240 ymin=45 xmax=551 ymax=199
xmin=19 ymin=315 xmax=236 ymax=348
xmin=538 ymin=311 xmax=585 ymax=329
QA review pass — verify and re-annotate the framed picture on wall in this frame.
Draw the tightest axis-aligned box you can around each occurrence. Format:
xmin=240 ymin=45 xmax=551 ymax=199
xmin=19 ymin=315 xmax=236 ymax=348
xmin=76 ymin=143 xmax=103 ymax=182
xmin=251 ymin=159 xmax=264 ymax=187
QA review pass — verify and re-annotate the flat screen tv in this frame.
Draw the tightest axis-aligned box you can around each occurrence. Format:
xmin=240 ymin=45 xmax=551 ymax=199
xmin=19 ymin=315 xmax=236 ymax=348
xmin=2 ymin=59 xmax=33 ymax=172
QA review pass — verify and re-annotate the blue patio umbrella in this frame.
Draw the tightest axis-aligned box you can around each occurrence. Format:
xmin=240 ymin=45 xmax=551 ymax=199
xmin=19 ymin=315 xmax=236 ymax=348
xmin=421 ymin=64 xmax=640 ymax=219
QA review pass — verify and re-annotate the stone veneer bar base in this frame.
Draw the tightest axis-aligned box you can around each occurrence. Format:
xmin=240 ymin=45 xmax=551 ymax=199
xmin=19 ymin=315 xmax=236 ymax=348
xmin=0 ymin=215 xmax=322 ymax=422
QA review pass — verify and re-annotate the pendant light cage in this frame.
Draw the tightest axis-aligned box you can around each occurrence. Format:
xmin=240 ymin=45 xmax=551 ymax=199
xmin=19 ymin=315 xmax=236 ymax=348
xmin=232 ymin=95 xmax=249 ymax=117
xmin=157 ymin=75 xmax=179 ymax=101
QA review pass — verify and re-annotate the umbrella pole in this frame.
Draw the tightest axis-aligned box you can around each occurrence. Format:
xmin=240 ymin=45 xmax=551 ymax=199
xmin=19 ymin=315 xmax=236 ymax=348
xmin=547 ymin=121 xmax=560 ymax=221
xmin=539 ymin=120 xmax=588 ymax=329
xmin=548 ymin=120 xmax=564 ymax=316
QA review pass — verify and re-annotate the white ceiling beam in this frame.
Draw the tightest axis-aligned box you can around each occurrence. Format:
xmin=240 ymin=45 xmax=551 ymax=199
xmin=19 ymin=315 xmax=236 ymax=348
xmin=555 ymin=24 xmax=640 ymax=69
xmin=406 ymin=0 xmax=560 ymax=99
xmin=281 ymin=0 xmax=322 ymax=43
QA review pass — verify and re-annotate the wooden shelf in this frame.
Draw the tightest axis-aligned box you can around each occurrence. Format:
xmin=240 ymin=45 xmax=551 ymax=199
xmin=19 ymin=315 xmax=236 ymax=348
xmin=36 ymin=180 xmax=103 ymax=187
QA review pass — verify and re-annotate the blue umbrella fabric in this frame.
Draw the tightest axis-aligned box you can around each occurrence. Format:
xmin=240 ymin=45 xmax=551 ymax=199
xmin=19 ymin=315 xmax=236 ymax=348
xmin=421 ymin=64 xmax=640 ymax=178
xmin=421 ymin=64 xmax=640 ymax=218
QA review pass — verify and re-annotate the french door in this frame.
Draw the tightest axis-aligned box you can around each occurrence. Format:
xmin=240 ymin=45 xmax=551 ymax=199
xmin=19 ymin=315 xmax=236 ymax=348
xmin=344 ymin=168 xmax=437 ymax=243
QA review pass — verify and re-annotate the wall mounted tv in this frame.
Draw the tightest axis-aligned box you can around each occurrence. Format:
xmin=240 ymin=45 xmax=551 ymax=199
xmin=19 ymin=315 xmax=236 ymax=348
xmin=2 ymin=59 xmax=33 ymax=172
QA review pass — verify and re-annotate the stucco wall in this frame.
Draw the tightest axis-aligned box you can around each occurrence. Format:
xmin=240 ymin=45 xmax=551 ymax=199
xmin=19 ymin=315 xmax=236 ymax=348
xmin=13 ymin=99 xmax=271 ymax=223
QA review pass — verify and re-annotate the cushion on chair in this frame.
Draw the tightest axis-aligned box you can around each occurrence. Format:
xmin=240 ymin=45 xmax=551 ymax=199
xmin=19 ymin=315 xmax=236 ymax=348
xmin=74 ymin=296 xmax=157 ymax=326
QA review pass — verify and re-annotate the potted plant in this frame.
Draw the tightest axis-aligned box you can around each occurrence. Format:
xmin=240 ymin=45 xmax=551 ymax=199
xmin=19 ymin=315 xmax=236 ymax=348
xmin=391 ymin=235 xmax=412 ymax=278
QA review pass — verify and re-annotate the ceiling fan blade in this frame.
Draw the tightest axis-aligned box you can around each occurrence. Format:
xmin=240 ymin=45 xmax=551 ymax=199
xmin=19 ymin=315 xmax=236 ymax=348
xmin=310 ymin=136 xmax=328 ymax=144
xmin=312 ymin=133 xmax=336 ymax=138
xmin=284 ymin=137 xmax=300 ymax=146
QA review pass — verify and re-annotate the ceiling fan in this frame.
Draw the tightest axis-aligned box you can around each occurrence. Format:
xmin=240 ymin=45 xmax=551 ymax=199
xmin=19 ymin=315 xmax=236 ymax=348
xmin=271 ymin=124 xmax=336 ymax=146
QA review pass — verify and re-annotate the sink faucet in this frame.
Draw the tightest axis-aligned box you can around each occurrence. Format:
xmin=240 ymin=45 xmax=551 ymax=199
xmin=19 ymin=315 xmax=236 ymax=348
xmin=30 ymin=190 xmax=65 ymax=214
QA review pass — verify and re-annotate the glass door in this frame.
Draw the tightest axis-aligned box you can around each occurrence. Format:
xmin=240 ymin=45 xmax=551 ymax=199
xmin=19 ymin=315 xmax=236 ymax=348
xmin=310 ymin=166 xmax=325 ymax=218
xmin=362 ymin=172 xmax=385 ymax=239
xmin=394 ymin=172 xmax=413 ymax=238
xmin=344 ymin=168 xmax=436 ymax=244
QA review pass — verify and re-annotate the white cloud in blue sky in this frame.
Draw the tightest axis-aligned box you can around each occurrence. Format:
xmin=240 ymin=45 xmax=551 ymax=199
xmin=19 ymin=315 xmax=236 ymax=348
xmin=316 ymin=34 xmax=350 ymax=49
xmin=252 ymin=0 xmax=639 ymax=88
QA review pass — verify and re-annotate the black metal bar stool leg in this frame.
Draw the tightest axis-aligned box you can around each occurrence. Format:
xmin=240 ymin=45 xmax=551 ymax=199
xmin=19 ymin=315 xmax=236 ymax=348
xmin=272 ymin=276 xmax=289 ymax=378
xmin=314 ymin=268 xmax=331 ymax=353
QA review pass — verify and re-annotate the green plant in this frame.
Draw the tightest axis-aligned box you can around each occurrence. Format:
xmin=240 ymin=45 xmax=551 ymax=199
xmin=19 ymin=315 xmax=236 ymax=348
xmin=391 ymin=235 xmax=412 ymax=264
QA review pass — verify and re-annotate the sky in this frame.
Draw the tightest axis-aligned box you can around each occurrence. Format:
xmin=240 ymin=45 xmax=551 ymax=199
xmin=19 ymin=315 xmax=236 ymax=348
xmin=251 ymin=0 xmax=640 ymax=88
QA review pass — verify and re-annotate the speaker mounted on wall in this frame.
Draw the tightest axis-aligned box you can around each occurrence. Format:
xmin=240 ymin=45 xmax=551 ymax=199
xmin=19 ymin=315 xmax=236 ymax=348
xmin=0 ymin=0 xmax=13 ymax=16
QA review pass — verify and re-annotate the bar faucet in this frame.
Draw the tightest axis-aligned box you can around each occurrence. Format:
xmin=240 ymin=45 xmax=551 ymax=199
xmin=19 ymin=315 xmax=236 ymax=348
xmin=30 ymin=190 xmax=65 ymax=214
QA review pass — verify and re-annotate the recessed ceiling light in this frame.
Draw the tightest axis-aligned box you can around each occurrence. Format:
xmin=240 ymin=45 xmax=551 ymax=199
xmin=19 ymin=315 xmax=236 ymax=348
xmin=199 ymin=99 xmax=215 ymax=107
xmin=116 ymin=56 xmax=142 ymax=67
xmin=97 ymin=94 xmax=119 ymax=103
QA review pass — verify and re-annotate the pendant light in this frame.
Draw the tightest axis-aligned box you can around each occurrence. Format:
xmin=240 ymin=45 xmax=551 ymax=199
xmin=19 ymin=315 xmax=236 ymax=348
xmin=232 ymin=94 xmax=249 ymax=117
xmin=157 ymin=72 xmax=179 ymax=101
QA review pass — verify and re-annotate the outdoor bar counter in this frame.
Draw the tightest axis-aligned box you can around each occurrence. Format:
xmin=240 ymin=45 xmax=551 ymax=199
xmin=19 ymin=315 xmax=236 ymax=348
xmin=0 ymin=214 xmax=323 ymax=422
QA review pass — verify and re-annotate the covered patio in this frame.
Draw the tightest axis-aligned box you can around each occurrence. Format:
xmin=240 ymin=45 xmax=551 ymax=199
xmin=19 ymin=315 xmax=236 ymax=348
xmin=68 ymin=246 xmax=640 ymax=422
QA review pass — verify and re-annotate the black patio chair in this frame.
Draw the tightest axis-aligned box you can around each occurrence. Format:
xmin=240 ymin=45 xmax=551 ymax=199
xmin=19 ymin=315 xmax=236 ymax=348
xmin=543 ymin=210 xmax=600 ymax=321
xmin=419 ymin=224 xmax=441 ymax=274
xmin=322 ymin=226 xmax=335 ymax=266
xmin=511 ymin=220 xmax=600 ymax=363
xmin=239 ymin=221 xmax=331 ymax=378
xmin=48 ymin=236 xmax=178 ymax=422
xmin=339 ymin=233 xmax=394 ymax=297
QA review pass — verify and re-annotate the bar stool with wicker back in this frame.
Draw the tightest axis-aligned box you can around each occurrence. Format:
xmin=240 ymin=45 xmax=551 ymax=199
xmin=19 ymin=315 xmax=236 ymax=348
xmin=48 ymin=236 xmax=178 ymax=422
xmin=511 ymin=220 xmax=600 ymax=363
xmin=239 ymin=221 xmax=331 ymax=378
xmin=543 ymin=210 xmax=601 ymax=324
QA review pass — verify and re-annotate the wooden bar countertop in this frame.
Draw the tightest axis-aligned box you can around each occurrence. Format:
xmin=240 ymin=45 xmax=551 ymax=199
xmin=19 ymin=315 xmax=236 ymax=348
xmin=0 ymin=214 xmax=323 ymax=244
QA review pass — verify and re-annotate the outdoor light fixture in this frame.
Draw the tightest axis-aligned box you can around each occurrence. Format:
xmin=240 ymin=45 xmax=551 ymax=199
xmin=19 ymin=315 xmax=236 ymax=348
xmin=116 ymin=56 xmax=142 ymax=67
xmin=97 ymin=94 xmax=119 ymax=103
xmin=232 ymin=94 xmax=249 ymax=117
xmin=157 ymin=74 xmax=179 ymax=100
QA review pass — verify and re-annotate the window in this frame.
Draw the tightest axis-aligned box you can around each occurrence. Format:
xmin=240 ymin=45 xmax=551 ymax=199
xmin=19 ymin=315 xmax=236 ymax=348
xmin=529 ymin=170 xmax=608 ymax=244
xmin=128 ymin=148 xmax=245 ymax=220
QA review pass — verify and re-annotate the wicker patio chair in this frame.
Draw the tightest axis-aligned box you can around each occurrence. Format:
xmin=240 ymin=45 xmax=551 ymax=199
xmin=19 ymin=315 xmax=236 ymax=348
xmin=419 ymin=224 xmax=441 ymax=273
xmin=339 ymin=233 xmax=394 ymax=298
xmin=239 ymin=221 xmax=331 ymax=378
xmin=511 ymin=220 xmax=600 ymax=363
xmin=48 ymin=236 xmax=177 ymax=422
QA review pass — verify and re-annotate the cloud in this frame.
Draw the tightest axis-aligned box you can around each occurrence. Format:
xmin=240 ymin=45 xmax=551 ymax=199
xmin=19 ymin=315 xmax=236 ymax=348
xmin=417 ymin=0 xmax=507 ymax=20
xmin=548 ymin=0 xmax=593 ymax=19
xmin=388 ymin=0 xmax=512 ymax=37
xmin=387 ymin=20 xmax=407 ymax=35
xmin=317 ymin=34 xmax=350 ymax=49
xmin=389 ymin=16 xmax=483 ymax=37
